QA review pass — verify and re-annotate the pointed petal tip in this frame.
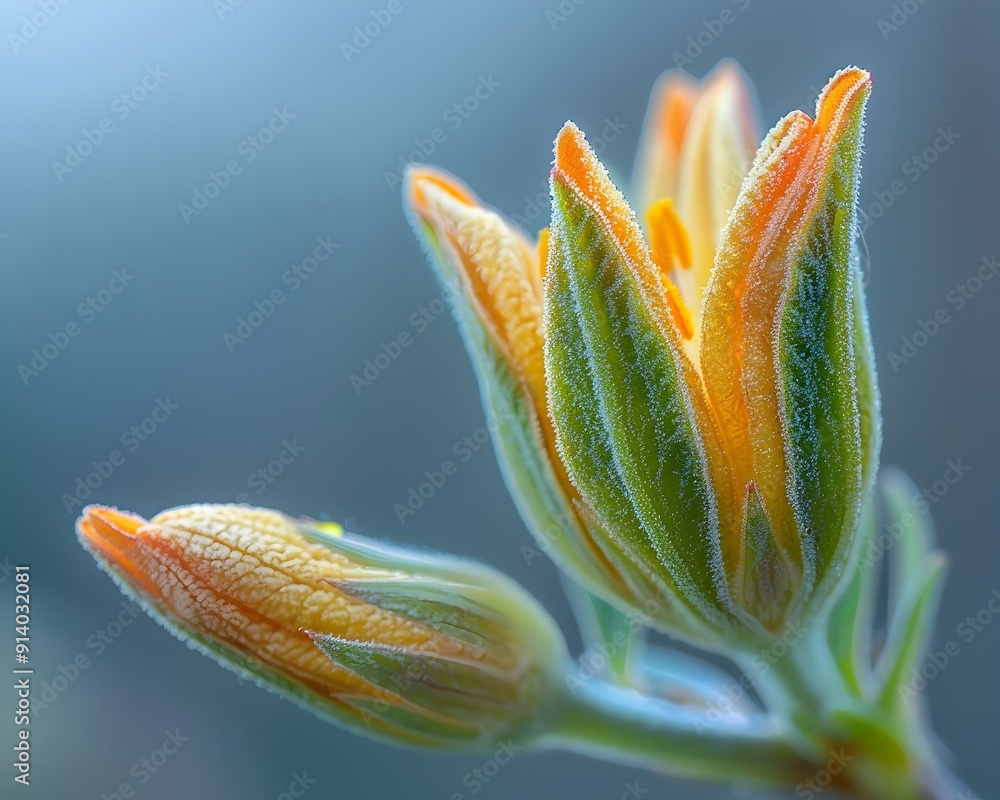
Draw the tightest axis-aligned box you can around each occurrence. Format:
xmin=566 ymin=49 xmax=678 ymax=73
xmin=645 ymin=60 xmax=753 ymax=128
xmin=555 ymin=119 xmax=583 ymax=139
xmin=815 ymin=67 xmax=871 ymax=129
xmin=404 ymin=165 xmax=478 ymax=217
xmin=76 ymin=506 xmax=164 ymax=600
xmin=77 ymin=505 xmax=147 ymax=547
xmin=830 ymin=65 xmax=872 ymax=87
xmin=704 ymin=58 xmax=752 ymax=91
xmin=650 ymin=67 xmax=698 ymax=89
xmin=552 ymin=118 xmax=698 ymax=344
xmin=552 ymin=120 xmax=586 ymax=171
xmin=551 ymin=121 xmax=617 ymax=212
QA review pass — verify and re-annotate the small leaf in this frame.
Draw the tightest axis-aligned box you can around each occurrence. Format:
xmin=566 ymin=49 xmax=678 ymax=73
xmin=562 ymin=576 xmax=640 ymax=684
xmin=874 ymin=553 xmax=948 ymax=712
xmin=879 ymin=467 xmax=934 ymax=623
xmin=826 ymin=492 xmax=878 ymax=696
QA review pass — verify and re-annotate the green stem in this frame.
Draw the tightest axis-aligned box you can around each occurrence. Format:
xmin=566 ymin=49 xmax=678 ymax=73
xmin=738 ymin=626 xmax=975 ymax=800
xmin=538 ymin=622 xmax=976 ymax=800
xmin=751 ymin=624 xmax=849 ymax=752
xmin=541 ymin=679 xmax=815 ymax=786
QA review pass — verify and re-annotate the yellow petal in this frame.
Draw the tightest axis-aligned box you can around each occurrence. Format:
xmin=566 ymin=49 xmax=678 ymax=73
xmin=675 ymin=61 xmax=759 ymax=342
xmin=408 ymin=168 xmax=546 ymax=403
xmin=633 ymin=71 xmax=699 ymax=215
xmin=537 ymin=226 xmax=550 ymax=278
xmin=407 ymin=167 xmax=629 ymax=599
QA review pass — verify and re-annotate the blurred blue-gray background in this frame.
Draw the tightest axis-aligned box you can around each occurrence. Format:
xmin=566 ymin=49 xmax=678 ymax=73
xmin=2 ymin=2 xmax=998 ymax=798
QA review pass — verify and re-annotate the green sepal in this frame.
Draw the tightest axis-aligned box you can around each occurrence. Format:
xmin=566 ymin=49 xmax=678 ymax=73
xmin=545 ymin=171 xmax=730 ymax=636
xmin=311 ymin=635 xmax=516 ymax=722
xmin=331 ymin=578 xmax=491 ymax=651
xmin=778 ymin=83 xmax=871 ymax=614
xmin=737 ymin=482 xmax=794 ymax=632
xmin=297 ymin=522 xmax=571 ymax=666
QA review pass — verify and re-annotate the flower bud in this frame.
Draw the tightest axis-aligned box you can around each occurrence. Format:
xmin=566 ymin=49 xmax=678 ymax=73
xmin=544 ymin=67 xmax=878 ymax=640
xmin=77 ymin=504 xmax=568 ymax=748
xmin=405 ymin=65 xmax=880 ymax=645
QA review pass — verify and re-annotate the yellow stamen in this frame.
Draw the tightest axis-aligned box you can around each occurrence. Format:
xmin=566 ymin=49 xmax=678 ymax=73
xmin=646 ymin=198 xmax=692 ymax=272
xmin=408 ymin=169 xmax=546 ymax=401
xmin=646 ymin=199 xmax=695 ymax=341
xmin=664 ymin=283 xmax=695 ymax=341
xmin=646 ymin=199 xmax=694 ymax=339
